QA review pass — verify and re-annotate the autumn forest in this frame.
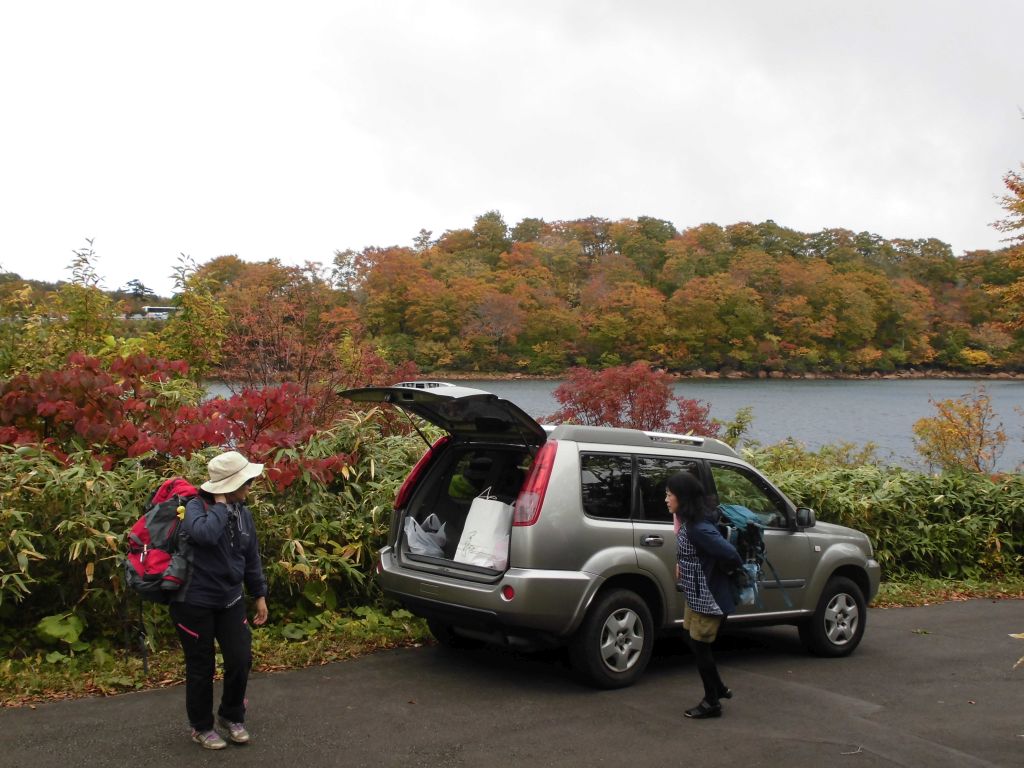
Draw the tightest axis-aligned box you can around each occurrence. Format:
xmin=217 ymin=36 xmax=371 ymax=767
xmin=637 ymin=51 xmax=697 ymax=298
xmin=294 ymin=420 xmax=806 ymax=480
xmin=330 ymin=214 xmax=1024 ymax=375
xmin=3 ymin=212 xmax=1024 ymax=385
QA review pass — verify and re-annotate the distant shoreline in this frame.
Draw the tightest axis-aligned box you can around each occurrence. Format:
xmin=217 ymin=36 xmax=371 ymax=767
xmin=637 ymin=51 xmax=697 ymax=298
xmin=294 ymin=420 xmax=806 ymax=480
xmin=431 ymin=369 xmax=1024 ymax=382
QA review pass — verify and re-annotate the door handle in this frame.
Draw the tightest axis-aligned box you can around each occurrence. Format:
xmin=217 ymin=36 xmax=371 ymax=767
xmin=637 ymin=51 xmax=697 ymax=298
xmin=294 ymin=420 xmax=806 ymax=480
xmin=640 ymin=535 xmax=663 ymax=547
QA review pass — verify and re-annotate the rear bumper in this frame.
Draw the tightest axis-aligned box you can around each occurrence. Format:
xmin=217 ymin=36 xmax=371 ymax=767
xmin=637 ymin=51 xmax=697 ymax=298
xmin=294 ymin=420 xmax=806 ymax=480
xmin=376 ymin=546 xmax=598 ymax=638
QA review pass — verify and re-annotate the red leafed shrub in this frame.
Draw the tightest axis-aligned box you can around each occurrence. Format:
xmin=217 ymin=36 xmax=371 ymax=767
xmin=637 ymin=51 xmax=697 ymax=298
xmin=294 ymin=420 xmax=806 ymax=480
xmin=672 ymin=397 xmax=718 ymax=437
xmin=0 ymin=353 xmax=192 ymax=467
xmin=547 ymin=362 xmax=719 ymax=436
xmin=192 ymin=385 xmax=357 ymax=491
xmin=0 ymin=353 xmax=358 ymax=489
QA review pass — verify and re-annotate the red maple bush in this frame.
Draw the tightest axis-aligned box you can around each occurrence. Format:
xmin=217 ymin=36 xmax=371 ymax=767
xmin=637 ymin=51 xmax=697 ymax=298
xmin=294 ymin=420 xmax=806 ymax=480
xmin=547 ymin=362 xmax=719 ymax=435
xmin=0 ymin=353 xmax=190 ymax=463
xmin=0 ymin=353 xmax=359 ymax=489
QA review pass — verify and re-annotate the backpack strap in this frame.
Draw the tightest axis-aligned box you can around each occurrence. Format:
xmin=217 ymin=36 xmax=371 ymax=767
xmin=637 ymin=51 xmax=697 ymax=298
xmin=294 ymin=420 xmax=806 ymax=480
xmin=719 ymin=504 xmax=793 ymax=609
xmin=762 ymin=555 xmax=793 ymax=608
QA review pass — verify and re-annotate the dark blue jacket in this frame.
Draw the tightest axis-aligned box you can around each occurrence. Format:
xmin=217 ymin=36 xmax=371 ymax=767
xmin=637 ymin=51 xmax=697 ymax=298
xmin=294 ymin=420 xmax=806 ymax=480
xmin=686 ymin=512 xmax=744 ymax=616
xmin=180 ymin=497 xmax=267 ymax=609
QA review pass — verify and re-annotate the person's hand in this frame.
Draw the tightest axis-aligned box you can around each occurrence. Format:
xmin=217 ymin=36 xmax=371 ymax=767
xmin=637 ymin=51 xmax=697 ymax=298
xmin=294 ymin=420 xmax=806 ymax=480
xmin=253 ymin=596 xmax=268 ymax=626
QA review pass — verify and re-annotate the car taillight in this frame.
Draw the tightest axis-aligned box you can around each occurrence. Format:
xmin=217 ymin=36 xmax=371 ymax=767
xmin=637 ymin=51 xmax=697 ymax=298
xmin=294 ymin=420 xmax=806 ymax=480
xmin=513 ymin=441 xmax=557 ymax=526
xmin=394 ymin=435 xmax=450 ymax=510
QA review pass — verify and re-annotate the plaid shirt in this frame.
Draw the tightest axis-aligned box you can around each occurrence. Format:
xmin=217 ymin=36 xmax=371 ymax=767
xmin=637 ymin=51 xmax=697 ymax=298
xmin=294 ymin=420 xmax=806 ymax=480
xmin=677 ymin=525 xmax=723 ymax=616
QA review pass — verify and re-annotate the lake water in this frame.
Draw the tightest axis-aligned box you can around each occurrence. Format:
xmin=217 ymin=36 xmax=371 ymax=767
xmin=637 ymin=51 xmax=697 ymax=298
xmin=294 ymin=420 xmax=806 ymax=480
xmin=455 ymin=378 xmax=1024 ymax=472
xmin=207 ymin=377 xmax=1024 ymax=471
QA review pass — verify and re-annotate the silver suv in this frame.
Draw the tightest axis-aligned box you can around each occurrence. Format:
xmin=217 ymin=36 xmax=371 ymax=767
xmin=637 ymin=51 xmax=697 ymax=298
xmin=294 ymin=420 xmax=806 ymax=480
xmin=344 ymin=383 xmax=881 ymax=688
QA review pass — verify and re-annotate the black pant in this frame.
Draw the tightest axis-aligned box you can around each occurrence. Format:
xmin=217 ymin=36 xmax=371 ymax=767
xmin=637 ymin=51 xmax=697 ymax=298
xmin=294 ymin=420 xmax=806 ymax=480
xmin=169 ymin=600 xmax=252 ymax=730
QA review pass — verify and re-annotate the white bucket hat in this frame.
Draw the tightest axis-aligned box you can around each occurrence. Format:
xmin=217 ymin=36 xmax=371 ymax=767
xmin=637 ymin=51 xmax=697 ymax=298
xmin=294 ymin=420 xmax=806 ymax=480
xmin=201 ymin=450 xmax=264 ymax=494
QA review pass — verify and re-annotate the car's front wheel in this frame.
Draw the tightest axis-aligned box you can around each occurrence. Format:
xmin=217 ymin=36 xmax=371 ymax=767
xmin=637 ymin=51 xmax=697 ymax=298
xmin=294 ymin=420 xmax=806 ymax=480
xmin=799 ymin=576 xmax=866 ymax=657
xmin=569 ymin=588 xmax=654 ymax=689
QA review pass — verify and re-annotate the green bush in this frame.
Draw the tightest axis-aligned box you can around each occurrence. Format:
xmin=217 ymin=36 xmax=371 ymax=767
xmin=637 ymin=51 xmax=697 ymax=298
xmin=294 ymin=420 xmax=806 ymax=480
xmin=0 ymin=410 xmax=429 ymax=655
xmin=747 ymin=444 xmax=1024 ymax=579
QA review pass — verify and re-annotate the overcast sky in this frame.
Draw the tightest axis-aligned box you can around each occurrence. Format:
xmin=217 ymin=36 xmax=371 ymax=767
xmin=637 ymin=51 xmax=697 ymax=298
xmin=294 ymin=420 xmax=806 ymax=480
xmin=2 ymin=1 xmax=1022 ymax=297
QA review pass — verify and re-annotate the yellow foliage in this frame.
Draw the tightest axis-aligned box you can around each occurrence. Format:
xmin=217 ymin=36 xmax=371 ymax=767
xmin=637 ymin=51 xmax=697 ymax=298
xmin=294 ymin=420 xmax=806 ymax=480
xmin=958 ymin=348 xmax=993 ymax=367
xmin=912 ymin=387 xmax=1007 ymax=473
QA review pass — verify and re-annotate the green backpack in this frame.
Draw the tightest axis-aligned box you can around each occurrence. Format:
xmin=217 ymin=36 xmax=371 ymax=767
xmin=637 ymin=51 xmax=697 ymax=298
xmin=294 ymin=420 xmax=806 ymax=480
xmin=717 ymin=503 xmax=791 ymax=609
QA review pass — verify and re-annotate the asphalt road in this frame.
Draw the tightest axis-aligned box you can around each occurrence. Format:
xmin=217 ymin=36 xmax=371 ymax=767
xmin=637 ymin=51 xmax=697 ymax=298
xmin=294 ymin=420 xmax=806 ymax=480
xmin=1 ymin=599 xmax=1021 ymax=767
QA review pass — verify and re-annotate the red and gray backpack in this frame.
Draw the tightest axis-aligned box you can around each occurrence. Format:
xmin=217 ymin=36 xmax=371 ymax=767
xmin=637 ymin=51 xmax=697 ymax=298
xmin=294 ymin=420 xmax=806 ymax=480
xmin=124 ymin=478 xmax=200 ymax=603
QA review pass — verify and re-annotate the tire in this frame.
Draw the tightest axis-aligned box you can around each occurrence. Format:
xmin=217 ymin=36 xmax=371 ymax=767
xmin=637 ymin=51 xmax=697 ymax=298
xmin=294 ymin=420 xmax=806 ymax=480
xmin=569 ymin=589 xmax=654 ymax=689
xmin=427 ymin=619 xmax=481 ymax=650
xmin=799 ymin=576 xmax=866 ymax=657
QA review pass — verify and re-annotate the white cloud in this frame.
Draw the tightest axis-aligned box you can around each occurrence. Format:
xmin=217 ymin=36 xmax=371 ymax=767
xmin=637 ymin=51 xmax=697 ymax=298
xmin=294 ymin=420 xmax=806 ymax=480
xmin=1 ymin=1 xmax=1021 ymax=296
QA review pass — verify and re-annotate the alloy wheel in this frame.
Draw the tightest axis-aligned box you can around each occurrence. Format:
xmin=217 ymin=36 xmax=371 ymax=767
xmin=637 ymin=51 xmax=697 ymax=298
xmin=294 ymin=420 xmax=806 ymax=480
xmin=599 ymin=607 xmax=644 ymax=672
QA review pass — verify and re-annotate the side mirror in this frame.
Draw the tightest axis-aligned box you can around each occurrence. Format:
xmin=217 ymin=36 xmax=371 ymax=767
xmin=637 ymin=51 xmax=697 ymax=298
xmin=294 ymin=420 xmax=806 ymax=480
xmin=795 ymin=507 xmax=816 ymax=528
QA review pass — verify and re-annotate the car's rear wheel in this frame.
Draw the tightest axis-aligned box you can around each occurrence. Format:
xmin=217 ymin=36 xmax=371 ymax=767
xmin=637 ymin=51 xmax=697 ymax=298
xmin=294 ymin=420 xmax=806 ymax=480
xmin=799 ymin=576 xmax=866 ymax=657
xmin=569 ymin=588 xmax=653 ymax=689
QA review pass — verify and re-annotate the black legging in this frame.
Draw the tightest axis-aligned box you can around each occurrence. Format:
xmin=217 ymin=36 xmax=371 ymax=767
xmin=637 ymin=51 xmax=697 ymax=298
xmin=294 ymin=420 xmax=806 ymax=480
xmin=689 ymin=635 xmax=726 ymax=706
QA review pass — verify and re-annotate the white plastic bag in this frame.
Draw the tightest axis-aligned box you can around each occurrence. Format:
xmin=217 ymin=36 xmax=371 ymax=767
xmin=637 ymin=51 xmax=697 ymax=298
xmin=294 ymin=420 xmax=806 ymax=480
xmin=404 ymin=513 xmax=447 ymax=557
xmin=730 ymin=562 xmax=760 ymax=607
xmin=453 ymin=491 xmax=513 ymax=570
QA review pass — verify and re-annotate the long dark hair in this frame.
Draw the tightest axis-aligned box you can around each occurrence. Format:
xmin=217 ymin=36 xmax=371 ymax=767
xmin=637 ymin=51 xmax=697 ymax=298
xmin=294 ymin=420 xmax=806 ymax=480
xmin=666 ymin=471 xmax=709 ymax=524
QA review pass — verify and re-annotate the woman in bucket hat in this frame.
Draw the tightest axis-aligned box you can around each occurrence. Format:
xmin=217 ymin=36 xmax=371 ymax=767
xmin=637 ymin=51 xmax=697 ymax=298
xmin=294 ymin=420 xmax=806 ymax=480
xmin=171 ymin=450 xmax=269 ymax=749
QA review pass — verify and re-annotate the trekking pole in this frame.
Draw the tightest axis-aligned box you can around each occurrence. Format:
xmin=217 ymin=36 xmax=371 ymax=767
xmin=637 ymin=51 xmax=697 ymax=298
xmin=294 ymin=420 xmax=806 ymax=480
xmin=138 ymin=596 xmax=149 ymax=676
xmin=121 ymin=596 xmax=131 ymax=658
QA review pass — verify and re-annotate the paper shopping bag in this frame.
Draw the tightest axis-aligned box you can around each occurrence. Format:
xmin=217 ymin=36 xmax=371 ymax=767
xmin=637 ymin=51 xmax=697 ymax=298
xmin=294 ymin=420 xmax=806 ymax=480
xmin=453 ymin=493 xmax=513 ymax=570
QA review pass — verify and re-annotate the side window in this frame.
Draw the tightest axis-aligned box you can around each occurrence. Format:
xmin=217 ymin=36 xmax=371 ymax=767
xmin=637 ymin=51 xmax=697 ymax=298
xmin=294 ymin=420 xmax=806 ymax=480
xmin=580 ymin=454 xmax=633 ymax=520
xmin=709 ymin=463 xmax=788 ymax=528
xmin=636 ymin=456 xmax=700 ymax=523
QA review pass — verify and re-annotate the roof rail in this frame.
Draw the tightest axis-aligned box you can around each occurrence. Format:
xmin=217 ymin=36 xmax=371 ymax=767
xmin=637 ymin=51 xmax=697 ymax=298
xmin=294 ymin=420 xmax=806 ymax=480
xmin=393 ymin=381 xmax=456 ymax=389
xmin=645 ymin=431 xmax=741 ymax=457
xmin=642 ymin=430 xmax=705 ymax=446
xmin=546 ymin=424 xmax=740 ymax=458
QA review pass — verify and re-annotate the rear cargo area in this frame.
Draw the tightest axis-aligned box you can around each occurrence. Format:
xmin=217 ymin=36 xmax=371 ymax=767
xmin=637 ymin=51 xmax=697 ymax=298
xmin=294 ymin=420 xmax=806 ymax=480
xmin=401 ymin=446 xmax=531 ymax=567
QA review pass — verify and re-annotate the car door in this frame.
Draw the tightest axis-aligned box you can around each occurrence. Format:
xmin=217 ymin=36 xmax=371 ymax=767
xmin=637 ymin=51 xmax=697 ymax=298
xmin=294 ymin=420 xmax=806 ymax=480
xmin=707 ymin=461 xmax=812 ymax=616
xmin=632 ymin=455 xmax=702 ymax=628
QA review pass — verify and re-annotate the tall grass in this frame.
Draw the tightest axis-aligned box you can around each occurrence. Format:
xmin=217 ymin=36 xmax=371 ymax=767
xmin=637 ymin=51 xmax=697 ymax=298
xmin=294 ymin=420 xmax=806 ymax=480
xmin=747 ymin=443 xmax=1024 ymax=579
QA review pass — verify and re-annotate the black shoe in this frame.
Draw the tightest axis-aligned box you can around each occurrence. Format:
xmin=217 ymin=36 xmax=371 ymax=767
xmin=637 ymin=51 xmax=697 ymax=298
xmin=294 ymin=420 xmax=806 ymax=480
xmin=684 ymin=700 xmax=722 ymax=719
xmin=718 ymin=687 xmax=733 ymax=699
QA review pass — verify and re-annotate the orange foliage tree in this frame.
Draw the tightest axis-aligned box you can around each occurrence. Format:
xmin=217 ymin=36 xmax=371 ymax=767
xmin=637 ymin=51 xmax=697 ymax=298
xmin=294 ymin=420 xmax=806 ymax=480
xmin=215 ymin=259 xmax=415 ymax=423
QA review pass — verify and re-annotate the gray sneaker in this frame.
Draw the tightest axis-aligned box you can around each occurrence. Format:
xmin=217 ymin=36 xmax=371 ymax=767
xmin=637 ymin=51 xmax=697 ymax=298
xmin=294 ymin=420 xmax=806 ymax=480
xmin=216 ymin=716 xmax=250 ymax=744
xmin=191 ymin=728 xmax=227 ymax=750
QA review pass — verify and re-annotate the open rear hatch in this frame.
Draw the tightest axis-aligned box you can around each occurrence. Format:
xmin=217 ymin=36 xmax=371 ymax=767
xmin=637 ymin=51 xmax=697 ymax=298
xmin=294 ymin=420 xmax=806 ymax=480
xmin=339 ymin=383 xmax=547 ymax=446
xmin=340 ymin=383 xmax=546 ymax=576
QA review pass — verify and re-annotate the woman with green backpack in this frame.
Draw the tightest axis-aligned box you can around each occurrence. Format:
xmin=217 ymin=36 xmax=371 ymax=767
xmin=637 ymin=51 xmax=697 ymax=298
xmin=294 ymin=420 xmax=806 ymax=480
xmin=666 ymin=471 xmax=743 ymax=720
